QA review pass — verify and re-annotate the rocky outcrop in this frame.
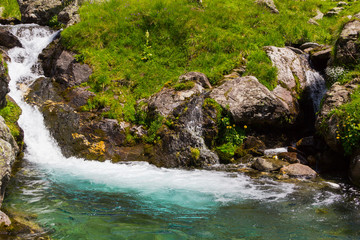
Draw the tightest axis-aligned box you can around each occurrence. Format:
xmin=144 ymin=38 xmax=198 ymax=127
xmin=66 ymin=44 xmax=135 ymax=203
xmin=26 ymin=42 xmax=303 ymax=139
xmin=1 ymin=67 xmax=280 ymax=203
xmin=315 ymin=81 xmax=358 ymax=153
xmin=209 ymin=76 xmax=296 ymax=127
xmin=0 ymin=116 xmax=19 ymax=206
xmin=0 ymin=56 xmax=9 ymax=109
xmin=335 ymin=20 xmax=360 ymax=65
xmin=255 ymin=0 xmax=279 ymax=14
xmin=17 ymin=0 xmax=64 ymax=25
xmin=148 ymin=83 xmax=205 ymax=118
xmin=0 ymin=30 xmax=22 ymax=50
xmin=57 ymin=3 xmax=80 ymax=27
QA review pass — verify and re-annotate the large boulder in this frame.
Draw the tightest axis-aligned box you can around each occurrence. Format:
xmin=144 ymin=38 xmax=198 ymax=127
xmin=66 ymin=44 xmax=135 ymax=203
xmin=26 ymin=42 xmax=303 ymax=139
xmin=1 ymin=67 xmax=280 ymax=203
xmin=265 ymin=46 xmax=326 ymax=113
xmin=315 ymin=81 xmax=358 ymax=153
xmin=209 ymin=76 xmax=296 ymax=127
xmin=335 ymin=20 xmax=360 ymax=65
xmin=280 ymin=163 xmax=317 ymax=179
xmin=16 ymin=0 xmax=64 ymax=25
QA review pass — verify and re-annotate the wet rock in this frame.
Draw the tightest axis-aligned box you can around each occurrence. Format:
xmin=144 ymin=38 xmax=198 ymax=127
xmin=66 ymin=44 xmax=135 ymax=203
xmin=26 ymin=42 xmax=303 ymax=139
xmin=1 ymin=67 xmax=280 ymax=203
xmin=17 ymin=0 xmax=64 ymax=25
xmin=277 ymin=152 xmax=307 ymax=164
xmin=296 ymin=136 xmax=316 ymax=155
xmin=350 ymin=152 xmax=360 ymax=186
xmin=243 ymin=136 xmax=266 ymax=156
xmin=209 ymin=76 xmax=296 ymax=127
xmin=179 ymin=72 xmax=212 ymax=89
xmin=335 ymin=20 xmax=360 ymax=65
xmin=255 ymin=0 xmax=279 ymax=14
xmin=280 ymin=163 xmax=317 ymax=179
xmin=148 ymin=83 xmax=204 ymax=117
xmin=0 ymin=29 xmax=22 ymax=49
xmin=152 ymin=95 xmax=219 ymax=168
xmin=251 ymin=157 xmax=288 ymax=172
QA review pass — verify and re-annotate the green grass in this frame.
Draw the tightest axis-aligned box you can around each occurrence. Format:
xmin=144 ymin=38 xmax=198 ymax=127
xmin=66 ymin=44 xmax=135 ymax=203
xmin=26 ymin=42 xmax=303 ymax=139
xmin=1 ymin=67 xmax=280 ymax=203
xmin=0 ymin=0 xmax=21 ymax=19
xmin=59 ymin=0 xmax=360 ymax=123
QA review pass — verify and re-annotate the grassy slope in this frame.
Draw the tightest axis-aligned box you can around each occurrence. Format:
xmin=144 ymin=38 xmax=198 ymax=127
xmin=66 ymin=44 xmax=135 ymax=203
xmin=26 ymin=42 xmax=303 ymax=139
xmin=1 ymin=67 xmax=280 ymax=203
xmin=61 ymin=0 xmax=360 ymax=122
xmin=0 ymin=0 xmax=21 ymax=19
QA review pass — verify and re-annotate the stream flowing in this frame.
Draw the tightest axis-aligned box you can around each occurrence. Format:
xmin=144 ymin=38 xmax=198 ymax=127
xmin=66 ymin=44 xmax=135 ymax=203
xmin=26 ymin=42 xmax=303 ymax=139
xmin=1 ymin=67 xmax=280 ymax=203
xmin=1 ymin=24 xmax=360 ymax=239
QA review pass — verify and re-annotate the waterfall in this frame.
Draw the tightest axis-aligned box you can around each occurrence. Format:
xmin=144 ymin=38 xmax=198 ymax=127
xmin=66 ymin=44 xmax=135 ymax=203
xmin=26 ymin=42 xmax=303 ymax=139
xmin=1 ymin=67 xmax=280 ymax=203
xmin=1 ymin=24 xmax=296 ymax=208
xmin=305 ymin=70 xmax=327 ymax=113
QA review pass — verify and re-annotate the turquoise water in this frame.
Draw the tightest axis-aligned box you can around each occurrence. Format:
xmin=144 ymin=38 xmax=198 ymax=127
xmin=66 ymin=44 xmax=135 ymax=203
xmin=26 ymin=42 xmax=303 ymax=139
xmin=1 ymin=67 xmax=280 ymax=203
xmin=3 ymin=159 xmax=360 ymax=240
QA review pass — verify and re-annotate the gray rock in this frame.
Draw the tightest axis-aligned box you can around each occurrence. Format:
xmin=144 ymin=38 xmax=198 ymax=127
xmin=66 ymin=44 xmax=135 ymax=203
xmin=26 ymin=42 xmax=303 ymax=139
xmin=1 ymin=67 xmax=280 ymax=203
xmin=0 ymin=211 xmax=11 ymax=226
xmin=315 ymin=81 xmax=358 ymax=153
xmin=0 ymin=29 xmax=22 ymax=49
xmin=17 ymin=0 xmax=64 ymax=25
xmin=335 ymin=20 xmax=360 ymax=65
xmin=58 ymin=3 xmax=80 ymax=27
xmin=148 ymin=83 xmax=204 ymax=117
xmin=179 ymin=72 xmax=212 ymax=89
xmin=337 ymin=1 xmax=348 ymax=7
xmin=325 ymin=7 xmax=344 ymax=17
xmin=210 ymin=76 xmax=295 ymax=127
xmin=68 ymin=87 xmax=95 ymax=108
xmin=300 ymin=42 xmax=321 ymax=50
xmin=310 ymin=47 xmax=332 ymax=70
xmin=255 ymin=0 xmax=279 ymax=14
xmin=280 ymin=163 xmax=317 ymax=179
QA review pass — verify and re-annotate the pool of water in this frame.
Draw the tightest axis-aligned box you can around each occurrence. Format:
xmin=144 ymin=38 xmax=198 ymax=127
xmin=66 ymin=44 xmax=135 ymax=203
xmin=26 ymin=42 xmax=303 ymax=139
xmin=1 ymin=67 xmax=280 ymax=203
xmin=3 ymin=159 xmax=360 ymax=240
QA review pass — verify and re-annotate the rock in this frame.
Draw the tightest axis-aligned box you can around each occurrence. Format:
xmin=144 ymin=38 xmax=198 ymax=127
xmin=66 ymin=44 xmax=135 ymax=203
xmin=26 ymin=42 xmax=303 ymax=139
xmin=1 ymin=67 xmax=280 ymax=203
xmin=310 ymin=47 xmax=332 ymax=70
xmin=255 ymin=0 xmax=279 ymax=14
xmin=148 ymin=83 xmax=204 ymax=117
xmin=179 ymin=72 xmax=212 ymax=89
xmin=300 ymin=42 xmax=321 ymax=51
xmin=315 ymin=81 xmax=358 ymax=153
xmin=67 ymin=87 xmax=95 ymax=108
xmin=277 ymin=152 xmax=307 ymax=164
xmin=335 ymin=20 xmax=360 ymax=65
xmin=39 ymin=40 xmax=92 ymax=88
xmin=251 ymin=157 xmax=288 ymax=172
xmin=337 ymin=2 xmax=348 ymax=7
xmin=0 ymin=211 xmax=11 ymax=226
xmin=243 ymin=136 xmax=266 ymax=156
xmin=209 ymin=76 xmax=296 ymax=127
xmin=152 ymin=95 xmax=219 ymax=168
xmin=354 ymin=12 xmax=360 ymax=19
xmin=296 ymin=136 xmax=317 ymax=155
xmin=325 ymin=7 xmax=344 ymax=17
xmin=308 ymin=18 xmax=319 ymax=26
xmin=0 ymin=56 xmax=10 ymax=109
xmin=0 ymin=116 xmax=19 ymax=206
xmin=308 ymin=9 xmax=323 ymax=25
xmin=17 ymin=0 xmax=64 ymax=25
xmin=0 ymin=7 xmax=3 ymax=18
xmin=57 ymin=3 xmax=80 ymax=27
xmin=0 ymin=29 xmax=22 ymax=49
xmin=280 ymin=163 xmax=317 ymax=179
xmin=350 ymin=152 xmax=360 ymax=186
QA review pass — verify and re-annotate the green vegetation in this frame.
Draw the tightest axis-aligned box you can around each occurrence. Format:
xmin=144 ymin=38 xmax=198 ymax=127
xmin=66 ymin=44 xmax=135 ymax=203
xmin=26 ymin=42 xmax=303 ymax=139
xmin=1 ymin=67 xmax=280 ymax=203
xmin=0 ymin=0 xmax=20 ymax=19
xmin=0 ymin=98 xmax=22 ymax=140
xmin=60 ymin=0 xmax=358 ymax=122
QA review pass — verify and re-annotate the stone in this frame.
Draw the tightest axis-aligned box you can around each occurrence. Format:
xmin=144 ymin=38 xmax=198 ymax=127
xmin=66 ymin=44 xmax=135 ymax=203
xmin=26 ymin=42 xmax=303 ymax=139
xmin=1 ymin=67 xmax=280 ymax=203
xmin=243 ymin=136 xmax=266 ymax=156
xmin=58 ymin=3 xmax=80 ymax=27
xmin=310 ymin=47 xmax=332 ymax=70
xmin=209 ymin=76 xmax=296 ymax=127
xmin=277 ymin=152 xmax=307 ymax=164
xmin=337 ymin=2 xmax=348 ymax=7
xmin=325 ymin=7 xmax=344 ymax=17
xmin=315 ymin=81 xmax=358 ymax=153
xmin=300 ymin=42 xmax=321 ymax=50
xmin=179 ymin=72 xmax=212 ymax=89
xmin=350 ymin=153 xmax=360 ymax=186
xmin=296 ymin=136 xmax=316 ymax=155
xmin=17 ymin=0 xmax=64 ymax=25
xmin=335 ymin=20 xmax=360 ymax=65
xmin=68 ymin=87 xmax=95 ymax=108
xmin=280 ymin=163 xmax=317 ymax=179
xmin=0 ymin=211 xmax=11 ymax=226
xmin=255 ymin=0 xmax=279 ymax=14
xmin=148 ymin=83 xmax=204 ymax=117
xmin=251 ymin=157 xmax=288 ymax=172
xmin=0 ymin=29 xmax=22 ymax=49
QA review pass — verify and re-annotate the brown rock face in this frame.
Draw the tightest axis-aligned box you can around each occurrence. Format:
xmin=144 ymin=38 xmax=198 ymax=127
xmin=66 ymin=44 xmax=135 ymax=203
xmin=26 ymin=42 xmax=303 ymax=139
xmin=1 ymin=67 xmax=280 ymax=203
xmin=17 ymin=0 xmax=64 ymax=25
xmin=0 ymin=29 xmax=22 ymax=49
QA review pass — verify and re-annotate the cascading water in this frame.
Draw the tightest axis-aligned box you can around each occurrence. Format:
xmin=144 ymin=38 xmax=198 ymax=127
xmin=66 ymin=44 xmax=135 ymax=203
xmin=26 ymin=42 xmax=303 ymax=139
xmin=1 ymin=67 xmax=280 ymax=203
xmin=1 ymin=24 xmax=360 ymax=239
xmin=305 ymin=70 xmax=327 ymax=113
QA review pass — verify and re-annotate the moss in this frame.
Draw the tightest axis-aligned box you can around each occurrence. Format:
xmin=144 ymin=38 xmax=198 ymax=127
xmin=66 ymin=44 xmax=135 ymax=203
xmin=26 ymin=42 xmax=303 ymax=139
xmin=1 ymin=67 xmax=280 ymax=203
xmin=216 ymin=143 xmax=236 ymax=164
xmin=173 ymin=81 xmax=195 ymax=91
xmin=0 ymin=97 xmax=22 ymax=141
xmin=190 ymin=147 xmax=200 ymax=161
xmin=203 ymin=98 xmax=223 ymax=122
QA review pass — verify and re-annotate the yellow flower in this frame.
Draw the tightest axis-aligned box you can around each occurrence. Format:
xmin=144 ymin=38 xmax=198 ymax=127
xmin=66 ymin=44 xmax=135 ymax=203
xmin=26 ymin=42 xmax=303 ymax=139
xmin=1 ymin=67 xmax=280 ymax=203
xmin=336 ymin=137 xmax=340 ymax=139
xmin=233 ymin=124 xmax=236 ymax=127
xmin=244 ymin=125 xmax=248 ymax=129
xmin=229 ymin=126 xmax=232 ymax=129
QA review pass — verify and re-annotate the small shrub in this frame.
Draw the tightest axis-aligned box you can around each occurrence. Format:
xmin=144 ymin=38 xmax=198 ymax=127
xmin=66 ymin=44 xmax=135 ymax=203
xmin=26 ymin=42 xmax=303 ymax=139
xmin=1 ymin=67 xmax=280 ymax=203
xmin=190 ymin=147 xmax=200 ymax=161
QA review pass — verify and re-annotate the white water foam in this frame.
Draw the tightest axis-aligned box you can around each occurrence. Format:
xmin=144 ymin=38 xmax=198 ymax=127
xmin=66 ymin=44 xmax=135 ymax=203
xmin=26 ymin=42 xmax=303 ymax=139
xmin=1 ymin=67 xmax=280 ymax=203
xmin=4 ymin=24 xmax=298 ymax=208
xmin=264 ymin=147 xmax=288 ymax=156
